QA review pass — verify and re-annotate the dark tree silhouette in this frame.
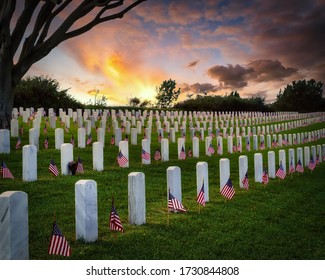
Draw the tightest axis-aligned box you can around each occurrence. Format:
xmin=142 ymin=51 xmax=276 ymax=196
xmin=0 ymin=0 xmax=146 ymax=128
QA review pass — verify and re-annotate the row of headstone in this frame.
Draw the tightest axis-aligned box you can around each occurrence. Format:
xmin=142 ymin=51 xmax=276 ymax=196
xmin=2 ymin=139 xmax=324 ymax=259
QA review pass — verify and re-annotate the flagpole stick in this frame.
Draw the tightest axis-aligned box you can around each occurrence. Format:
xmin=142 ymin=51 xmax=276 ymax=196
xmin=167 ymin=206 xmax=170 ymax=226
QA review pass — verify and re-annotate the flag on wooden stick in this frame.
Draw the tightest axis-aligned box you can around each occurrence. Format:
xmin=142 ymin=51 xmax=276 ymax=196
xmin=242 ymin=171 xmax=249 ymax=190
xmin=1 ymin=161 xmax=14 ymax=179
xmin=295 ymin=158 xmax=304 ymax=173
xmin=48 ymin=221 xmax=71 ymax=257
xmin=49 ymin=159 xmax=59 ymax=177
xmin=275 ymin=162 xmax=286 ymax=179
xmin=168 ymin=190 xmax=186 ymax=212
xmin=196 ymin=181 xmax=206 ymax=206
xmin=220 ymin=178 xmax=235 ymax=200
xmin=109 ymin=197 xmax=124 ymax=233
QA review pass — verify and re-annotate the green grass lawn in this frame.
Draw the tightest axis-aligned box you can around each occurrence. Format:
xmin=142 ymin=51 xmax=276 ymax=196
xmin=1 ymin=115 xmax=325 ymax=260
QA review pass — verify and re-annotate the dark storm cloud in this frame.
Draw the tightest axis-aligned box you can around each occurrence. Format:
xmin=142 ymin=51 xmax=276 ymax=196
xmin=207 ymin=64 xmax=253 ymax=88
xmin=180 ymin=82 xmax=219 ymax=94
xmin=247 ymin=60 xmax=298 ymax=82
xmin=207 ymin=60 xmax=297 ymax=88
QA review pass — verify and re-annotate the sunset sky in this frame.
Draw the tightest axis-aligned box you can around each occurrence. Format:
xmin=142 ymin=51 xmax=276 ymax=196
xmin=23 ymin=0 xmax=325 ymax=106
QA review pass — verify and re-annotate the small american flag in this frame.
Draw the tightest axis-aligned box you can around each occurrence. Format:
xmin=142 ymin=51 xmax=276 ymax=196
xmin=48 ymin=221 xmax=71 ymax=257
xmin=109 ymin=198 xmax=124 ymax=233
xmin=44 ymin=137 xmax=49 ymax=149
xmin=188 ymin=147 xmax=192 ymax=157
xmin=111 ymin=135 xmax=115 ymax=145
xmin=117 ymin=150 xmax=128 ymax=167
xmin=168 ymin=190 xmax=186 ymax=212
xmin=16 ymin=137 xmax=21 ymax=149
xmin=179 ymin=145 xmax=186 ymax=160
xmin=289 ymin=158 xmax=295 ymax=174
xmin=154 ymin=149 xmax=161 ymax=161
xmin=246 ymin=140 xmax=250 ymax=151
xmin=217 ymin=141 xmax=222 ymax=154
xmin=19 ymin=125 xmax=24 ymax=135
xmin=208 ymin=143 xmax=215 ymax=154
xmin=64 ymin=126 xmax=69 ymax=133
xmin=220 ymin=178 xmax=235 ymax=200
xmin=158 ymin=132 xmax=162 ymax=142
xmin=295 ymin=158 xmax=304 ymax=173
xmin=86 ymin=134 xmax=92 ymax=145
xmin=76 ymin=156 xmax=84 ymax=174
xmin=1 ymin=161 xmax=14 ymax=179
xmin=262 ymin=169 xmax=269 ymax=184
xmin=260 ymin=140 xmax=265 ymax=150
xmin=308 ymin=156 xmax=316 ymax=171
xmin=43 ymin=125 xmax=48 ymax=135
xmin=276 ymin=162 xmax=286 ymax=179
xmin=197 ymin=181 xmax=205 ymax=206
xmin=141 ymin=148 xmax=150 ymax=161
xmin=49 ymin=159 xmax=59 ymax=176
xmin=242 ymin=171 xmax=249 ymax=189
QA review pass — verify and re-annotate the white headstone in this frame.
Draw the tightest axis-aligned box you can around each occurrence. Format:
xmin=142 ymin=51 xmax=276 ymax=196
xmin=128 ymin=172 xmax=146 ymax=225
xmin=0 ymin=130 xmax=11 ymax=154
xmin=0 ymin=191 xmax=29 ymax=259
xmin=254 ymin=153 xmax=263 ymax=183
xmin=22 ymin=145 xmax=37 ymax=182
xmin=167 ymin=166 xmax=182 ymax=211
xmin=217 ymin=136 xmax=223 ymax=155
xmin=297 ymin=147 xmax=303 ymax=166
xmin=119 ymin=140 xmax=129 ymax=168
xmin=131 ymin=127 xmax=137 ymax=145
xmin=75 ymin=180 xmax=98 ymax=242
xmin=177 ymin=138 xmax=186 ymax=160
xmin=205 ymin=136 xmax=213 ymax=156
xmin=10 ymin=119 xmax=19 ymax=137
xmin=60 ymin=143 xmax=73 ymax=175
xmin=268 ymin=151 xmax=276 ymax=178
xmin=288 ymin=148 xmax=295 ymax=170
xmin=93 ymin=142 xmax=104 ymax=171
xmin=196 ymin=162 xmax=209 ymax=202
xmin=97 ymin=128 xmax=105 ymax=147
xmin=227 ymin=136 xmax=233 ymax=154
xmin=279 ymin=149 xmax=286 ymax=173
xmin=28 ymin=128 xmax=39 ymax=150
xmin=78 ymin=127 xmax=86 ymax=148
xmin=192 ymin=136 xmax=199 ymax=158
xmin=239 ymin=155 xmax=248 ymax=188
xmin=219 ymin=158 xmax=230 ymax=191
xmin=141 ymin=139 xmax=151 ymax=165
xmin=55 ymin=128 xmax=64 ymax=150
xmin=161 ymin=139 xmax=169 ymax=161
xmin=115 ymin=128 xmax=122 ymax=146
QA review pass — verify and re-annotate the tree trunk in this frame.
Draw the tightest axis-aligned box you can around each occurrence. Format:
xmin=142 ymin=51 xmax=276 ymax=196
xmin=0 ymin=51 xmax=14 ymax=130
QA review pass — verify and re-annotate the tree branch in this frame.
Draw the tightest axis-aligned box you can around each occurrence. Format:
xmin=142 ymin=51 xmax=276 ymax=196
xmin=11 ymin=0 xmax=39 ymax=56
xmin=37 ymin=0 xmax=72 ymax=45
xmin=64 ymin=0 xmax=146 ymax=40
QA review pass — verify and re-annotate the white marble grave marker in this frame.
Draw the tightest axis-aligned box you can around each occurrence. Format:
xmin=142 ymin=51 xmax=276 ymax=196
xmin=196 ymin=162 xmax=209 ymax=202
xmin=167 ymin=166 xmax=183 ymax=211
xmin=61 ymin=143 xmax=73 ymax=175
xmin=93 ymin=142 xmax=104 ymax=171
xmin=219 ymin=158 xmax=230 ymax=191
xmin=0 ymin=191 xmax=29 ymax=259
xmin=254 ymin=153 xmax=263 ymax=183
xmin=268 ymin=151 xmax=276 ymax=178
xmin=128 ymin=172 xmax=146 ymax=225
xmin=55 ymin=128 xmax=64 ymax=150
xmin=239 ymin=155 xmax=248 ymax=188
xmin=75 ymin=180 xmax=98 ymax=242
xmin=22 ymin=145 xmax=37 ymax=182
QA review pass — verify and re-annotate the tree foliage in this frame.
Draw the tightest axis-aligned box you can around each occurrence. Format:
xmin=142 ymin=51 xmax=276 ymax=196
xmin=155 ymin=79 xmax=181 ymax=108
xmin=175 ymin=93 xmax=272 ymax=112
xmin=272 ymin=79 xmax=325 ymax=112
xmin=13 ymin=76 xmax=84 ymax=113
